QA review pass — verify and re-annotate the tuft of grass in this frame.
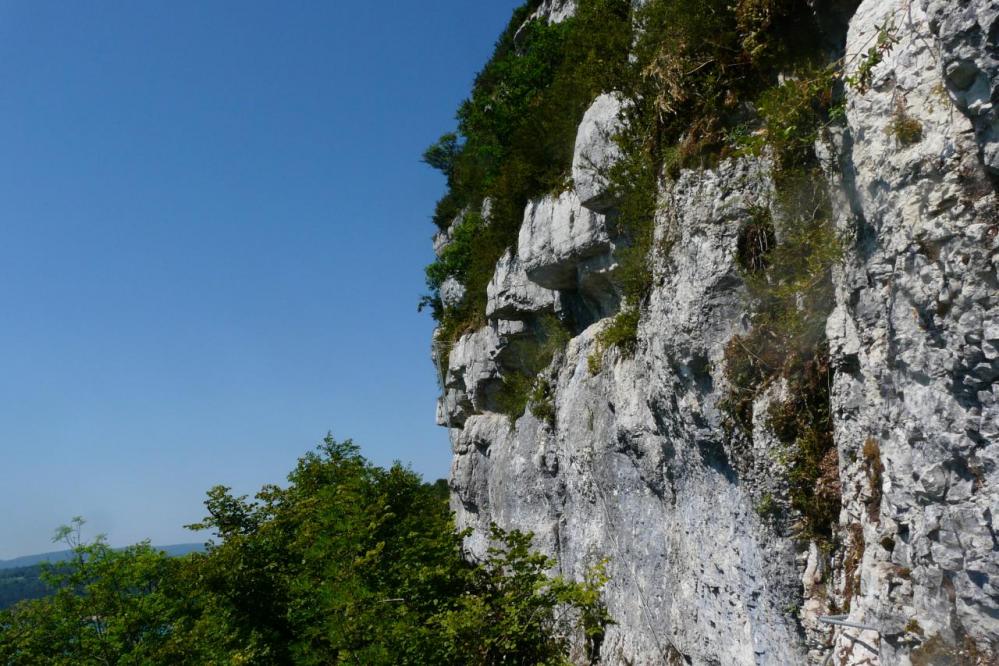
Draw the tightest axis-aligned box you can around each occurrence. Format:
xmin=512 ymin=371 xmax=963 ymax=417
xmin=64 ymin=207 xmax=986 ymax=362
xmin=755 ymin=493 xmax=782 ymax=522
xmin=587 ymin=308 xmax=640 ymax=374
xmin=842 ymin=522 xmax=865 ymax=607
xmin=529 ymin=378 xmax=556 ymax=426
xmin=911 ymin=634 xmax=998 ymax=666
xmin=721 ymin=168 xmax=843 ymax=542
xmin=737 ymin=207 xmax=776 ymax=273
xmin=862 ymin=437 xmax=884 ymax=523
xmin=887 ymin=98 xmax=922 ymax=145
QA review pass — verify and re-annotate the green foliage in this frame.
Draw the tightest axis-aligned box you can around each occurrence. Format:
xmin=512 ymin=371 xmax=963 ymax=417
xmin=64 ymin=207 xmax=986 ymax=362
xmin=587 ymin=351 xmax=603 ymax=376
xmin=717 ymin=33 xmax=844 ymax=543
xmin=529 ymin=377 xmax=557 ymax=427
xmin=432 ymin=191 xmax=463 ymax=230
xmin=0 ymin=437 xmax=609 ymax=664
xmin=767 ymin=349 xmax=840 ymax=541
xmin=423 ymin=132 xmax=460 ymax=180
xmin=631 ymin=0 xmax=823 ymax=165
xmin=721 ymin=171 xmax=842 ymax=542
xmin=587 ymin=307 xmax=641 ymax=374
xmin=424 ymin=0 xmax=633 ymax=343
xmin=433 ymin=525 xmax=610 ymax=665
xmin=752 ymin=68 xmax=839 ymax=172
xmin=603 ymin=307 xmax=640 ymax=352
xmin=496 ymin=371 xmax=534 ymax=422
xmin=425 ymin=211 xmax=484 ymax=292
xmin=0 ymin=518 xmax=185 ymax=665
xmin=846 ymin=19 xmax=899 ymax=94
xmin=736 ymin=207 xmax=776 ymax=273
xmin=755 ymin=493 xmax=782 ymax=522
xmin=603 ymin=127 xmax=658 ymax=307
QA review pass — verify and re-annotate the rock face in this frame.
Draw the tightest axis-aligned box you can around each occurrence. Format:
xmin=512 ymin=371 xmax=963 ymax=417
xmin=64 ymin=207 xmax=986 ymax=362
xmin=572 ymin=93 xmax=627 ymax=213
xmin=530 ymin=0 xmax=577 ymax=24
xmin=433 ymin=1 xmax=999 ymax=664
xmin=826 ymin=2 xmax=999 ymax=662
xmin=518 ymin=190 xmax=613 ymax=291
xmin=923 ymin=0 xmax=999 ymax=173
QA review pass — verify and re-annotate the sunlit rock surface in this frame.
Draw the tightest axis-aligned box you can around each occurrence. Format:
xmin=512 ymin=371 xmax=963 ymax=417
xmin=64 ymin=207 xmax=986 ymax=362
xmin=433 ymin=1 xmax=999 ymax=663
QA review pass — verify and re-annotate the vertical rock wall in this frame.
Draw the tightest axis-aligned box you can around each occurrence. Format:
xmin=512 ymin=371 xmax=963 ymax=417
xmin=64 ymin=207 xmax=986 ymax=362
xmin=432 ymin=1 xmax=999 ymax=663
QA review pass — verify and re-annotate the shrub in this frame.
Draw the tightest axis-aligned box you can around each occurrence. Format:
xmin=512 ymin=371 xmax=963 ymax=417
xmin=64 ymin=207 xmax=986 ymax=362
xmin=423 ymin=132 xmax=461 ymax=181
xmin=737 ymin=207 xmax=776 ymax=273
xmin=842 ymin=522 xmax=865 ymax=606
xmin=721 ymin=167 xmax=842 ymax=542
xmin=588 ymin=307 xmax=640 ymax=373
xmin=887 ymin=98 xmax=923 ymax=145
xmin=529 ymin=378 xmax=557 ymax=427
xmin=752 ymin=67 xmax=839 ymax=173
xmin=425 ymin=211 xmax=484 ymax=292
xmin=755 ymin=493 xmax=782 ymax=522
xmin=846 ymin=18 xmax=899 ymax=94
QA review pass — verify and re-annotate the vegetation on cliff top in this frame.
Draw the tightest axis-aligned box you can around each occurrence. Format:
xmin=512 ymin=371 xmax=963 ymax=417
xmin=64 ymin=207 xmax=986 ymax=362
xmin=422 ymin=0 xmax=632 ymax=346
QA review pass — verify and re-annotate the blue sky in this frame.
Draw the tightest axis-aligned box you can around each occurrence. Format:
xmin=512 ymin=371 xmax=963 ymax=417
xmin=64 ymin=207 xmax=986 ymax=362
xmin=0 ymin=0 xmax=523 ymax=559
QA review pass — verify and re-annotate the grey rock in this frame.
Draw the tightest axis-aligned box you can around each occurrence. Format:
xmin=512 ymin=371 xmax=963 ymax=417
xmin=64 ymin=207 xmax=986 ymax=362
xmin=518 ymin=190 xmax=613 ymax=291
xmin=922 ymin=0 xmax=999 ymax=173
xmin=486 ymin=249 xmax=557 ymax=320
xmin=572 ymin=93 xmax=626 ymax=213
xmin=529 ymin=0 xmax=576 ymax=24
xmin=440 ymin=277 xmax=466 ymax=310
xmin=433 ymin=0 xmax=999 ymax=663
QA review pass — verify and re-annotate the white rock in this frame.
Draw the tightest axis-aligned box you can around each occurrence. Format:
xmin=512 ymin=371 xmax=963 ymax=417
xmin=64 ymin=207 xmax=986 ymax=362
xmin=572 ymin=93 xmax=626 ymax=213
xmin=434 ymin=1 xmax=999 ymax=662
xmin=518 ymin=190 xmax=612 ymax=290
xmin=486 ymin=249 xmax=557 ymax=320
xmin=528 ymin=0 xmax=576 ymax=24
xmin=440 ymin=277 xmax=466 ymax=310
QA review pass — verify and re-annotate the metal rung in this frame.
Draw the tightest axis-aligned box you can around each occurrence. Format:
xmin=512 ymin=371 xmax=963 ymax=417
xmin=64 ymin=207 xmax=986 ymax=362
xmin=818 ymin=614 xmax=880 ymax=632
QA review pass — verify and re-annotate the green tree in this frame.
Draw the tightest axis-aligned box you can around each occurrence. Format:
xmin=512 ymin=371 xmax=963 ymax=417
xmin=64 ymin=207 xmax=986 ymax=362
xmin=0 ymin=518 xmax=183 ymax=665
xmin=1 ymin=436 xmax=611 ymax=665
xmin=422 ymin=132 xmax=461 ymax=179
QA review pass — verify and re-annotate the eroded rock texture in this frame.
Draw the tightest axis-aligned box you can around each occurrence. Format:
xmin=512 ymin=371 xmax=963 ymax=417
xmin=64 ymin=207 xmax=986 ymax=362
xmin=433 ymin=1 xmax=999 ymax=663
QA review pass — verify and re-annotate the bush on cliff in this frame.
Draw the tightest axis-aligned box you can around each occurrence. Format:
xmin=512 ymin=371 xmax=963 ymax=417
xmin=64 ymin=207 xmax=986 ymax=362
xmin=423 ymin=0 xmax=632 ymax=345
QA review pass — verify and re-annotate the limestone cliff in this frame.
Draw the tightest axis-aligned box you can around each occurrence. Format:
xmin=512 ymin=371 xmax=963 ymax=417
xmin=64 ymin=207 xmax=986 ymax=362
xmin=430 ymin=1 xmax=999 ymax=663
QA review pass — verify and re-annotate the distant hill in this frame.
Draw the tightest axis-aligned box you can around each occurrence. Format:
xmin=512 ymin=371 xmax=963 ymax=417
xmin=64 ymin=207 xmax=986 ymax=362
xmin=0 ymin=543 xmax=204 ymax=570
xmin=0 ymin=543 xmax=205 ymax=609
xmin=0 ymin=565 xmax=50 ymax=609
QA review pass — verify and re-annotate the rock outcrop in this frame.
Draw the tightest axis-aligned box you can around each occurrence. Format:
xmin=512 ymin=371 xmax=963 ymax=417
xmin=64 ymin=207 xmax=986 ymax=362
xmin=432 ymin=1 xmax=999 ymax=664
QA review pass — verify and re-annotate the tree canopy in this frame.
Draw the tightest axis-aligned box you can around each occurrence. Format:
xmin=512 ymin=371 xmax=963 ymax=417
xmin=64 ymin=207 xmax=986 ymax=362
xmin=0 ymin=436 xmax=609 ymax=665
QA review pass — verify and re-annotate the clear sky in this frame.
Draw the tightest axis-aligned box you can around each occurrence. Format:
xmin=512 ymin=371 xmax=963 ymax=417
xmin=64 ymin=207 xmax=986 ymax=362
xmin=0 ymin=0 xmax=523 ymax=560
